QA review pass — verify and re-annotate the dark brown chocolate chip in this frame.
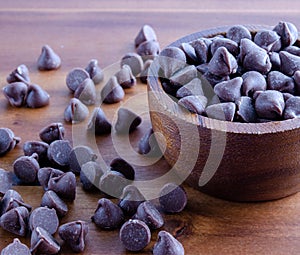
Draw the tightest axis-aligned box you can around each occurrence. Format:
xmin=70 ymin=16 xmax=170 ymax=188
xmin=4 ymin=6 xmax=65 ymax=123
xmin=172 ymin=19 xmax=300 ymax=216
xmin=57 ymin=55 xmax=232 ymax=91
xmin=66 ymin=68 xmax=90 ymax=93
xmin=37 ymin=45 xmax=61 ymax=71
xmin=41 ymin=190 xmax=68 ymax=218
xmin=253 ymin=30 xmax=282 ymax=52
xmin=69 ymin=145 xmax=97 ymax=175
xmin=176 ymin=78 xmax=204 ymax=98
xmin=64 ymin=98 xmax=89 ymax=123
xmin=236 ymin=96 xmax=257 ymax=123
xmin=181 ymin=42 xmax=198 ymax=65
xmin=214 ymin=77 xmax=242 ymax=102
xmin=101 ymin=76 xmax=125 ymax=104
xmin=26 ymin=84 xmax=50 ymax=108
xmin=133 ymin=201 xmax=164 ymax=230
xmin=114 ymin=108 xmax=142 ymax=134
xmin=139 ymin=59 xmax=153 ymax=84
xmin=284 ymin=45 xmax=300 ymax=56
xmin=119 ymin=219 xmax=151 ymax=252
xmin=121 ymin=53 xmax=144 ymax=76
xmin=283 ymin=96 xmax=300 ymax=119
xmin=7 ymin=64 xmax=30 ymax=84
xmin=136 ymin=40 xmax=160 ymax=58
xmin=210 ymin=37 xmax=239 ymax=56
xmin=269 ymin=52 xmax=281 ymax=70
xmin=3 ymin=82 xmax=28 ymax=107
xmin=190 ymin=38 xmax=211 ymax=65
xmin=159 ymin=183 xmax=187 ymax=213
xmin=0 ymin=169 xmax=13 ymax=196
xmin=58 ymin=220 xmax=89 ymax=253
xmin=23 ymin=141 xmax=49 ymax=165
xmin=241 ymin=71 xmax=267 ymax=97
xmin=29 ymin=207 xmax=59 ymax=235
xmin=85 ymin=59 xmax=104 ymax=84
xmin=30 ymin=227 xmax=60 ymax=255
xmin=0 ymin=128 xmax=20 ymax=156
xmin=39 ymin=122 xmax=65 ymax=144
xmin=203 ymin=71 xmax=230 ymax=86
xmin=115 ymin=65 xmax=137 ymax=89
xmin=153 ymin=230 xmax=185 ymax=255
xmin=267 ymin=71 xmax=295 ymax=93
xmin=226 ymin=25 xmax=252 ymax=44
xmin=87 ymin=107 xmax=112 ymax=135
xmin=1 ymin=238 xmax=31 ymax=255
xmin=118 ymin=185 xmax=145 ymax=216
xmin=273 ymin=21 xmax=298 ymax=47
xmin=48 ymin=172 xmax=76 ymax=201
xmin=178 ymin=95 xmax=207 ymax=115
xmin=74 ymin=78 xmax=97 ymax=105
xmin=170 ymin=65 xmax=197 ymax=87
xmin=254 ymin=90 xmax=285 ymax=120
xmin=138 ymin=128 xmax=161 ymax=157
xmin=279 ymin=51 xmax=300 ymax=76
xmin=205 ymin=102 xmax=236 ymax=121
xmin=80 ymin=161 xmax=104 ymax=190
xmin=38 ymin=167 xmax=64 ymax=191
xmin=92 ymin=198 xmax=124 ymax=230
xmin=0 ymin=206 xmax=29 ymax=236
xmin=47 ymin=140 xmax=72 ymax=169
xmin=110 ymin=158 xmax=135 ymax=180
xmin=13 ymin=154 xmax=40 ymax=184
xmin=134 ymin=24 xmax=158 ymax=48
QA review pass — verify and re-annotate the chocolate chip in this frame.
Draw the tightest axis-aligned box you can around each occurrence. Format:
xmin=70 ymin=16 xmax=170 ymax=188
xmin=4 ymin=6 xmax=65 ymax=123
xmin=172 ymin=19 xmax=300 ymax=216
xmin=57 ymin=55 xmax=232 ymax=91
xmin=23 ymin=141 xmax=49 ymax=166
xmin=205 ymin=102 xmax=236 ymax=121
xmin=38 ymin=167 xmax=64 ymax=191
xmin=134 ymin=24 xmax=158 ymax=48
xmin=0 ymin=206 xmax=29 ymax=236
xmin=80 ymin=161 xmax=104 ymax=190
xmin=0 ymin=128 xmax=20 ymax=156
xmin=226 ymin=25 xmax=252 ymax=44
xmin=115 ymin=65 xmax=137 ymax=89
xmin=159 ymin=183 xmax=187 ymax=213
xmin=133 ymin=201 xmax=164 ymax=230
xmin=170 ymin=65 xmax=198 ymax=87
xmin=39 ymin=122 xmax=65 ymax=144
xmin=0 ymin=169 xmax=13 ymax=196
xmin=66 ymin=68 xmax=90 ymax=93
xmin=1 ymin=238 xmax=31 ymax=255
xmin=293 ymin=70 xmax=300 ymax=95
xmin=279 ymin=51 xmax=300 ymax=76
xmin=284 ymin=45 xmax=300 ymax=56
xmin=3 ymin=82 xmax=28 ymax=107
xmin=176 ymin=78 xmax=204 ymax=98
xmin=139 ymin=59 xmax=153 ymax=84
xmin=138 ymin=128 xmax=161 ymax=156
xmin=253 ymin=30 xmax=282 ymax=52
xmin=273 ymin=21 xmax=298 ymax=47
xmin=210 ymin=37 xmax=239 ymax=56
xmin=267 ymin=71 xmax=295 ymax=93
xmin=26 ymin=84 xmax=50 ymax=108
xmin=214 ymin=77 xmax=242 ymax=102
xmin=101 ymin=76 xmax=125 ymax=104
xmin=29 ymin=207 xmax=59 ymax=235
xmin=64 ymin=98 xmax=89 ymax=123
xmin=85 ymin=59 xmax=104 ymax=84
xmin=92 ymin=198 xmax=124 ymax=229
xmin=6 ymin=64 xmax=30 ymax=84
xmin=190 ymin=38 xmax=211 ymax=65
xmin=87 ymin=107 xmax=112 ymax=135
xmin=136 ymin=40 xmax=160 ymax=58
xmin=47 ymin=140 xmax=72 ymax=169
xmin=69 ymin=145 xmax=97 ymax=175
xmin=202 ymin=71 xmax=230 ymax=86
xmin=236 ymin=96 xmax=257 ymax=123
xmin=121 ymin=53 xmax=144 ymax=76
xmin=58 ymin=220 xmax=89 ymax=253
xmin=48 ymin=171 xmax=76 ymax=201
xmin=41 ymin=190 xmax=68 ymax=218
xmin=118 ymin=185 xmax=145 ymax=216
xmin=30 ymin=227 xmax=60 ymax=255
xmin=178 ymin=95 xmax=207 ymax=115
xmin=114 ymin=108 xmax=142 ymax=134
xmin=119 ymin=219 xmax=151 ymax=252
xmin=254 ymin=90 xmax=285 ymax=120
xmin=241 ymin=71 xmax=267 ymax=97
xmin=283 ymin=96 xmax=300 ymax=119
xmin=37 ymin=45 xmax=61 ymax=71
xmin=74 ymin=78 xmax=97 ymax=105
xmin=110 ymin=158 xmax=135 ymax=180
xmin=153 ymin=230 xmax=185 ymax=255
xmin=269 ymin=52 xmax=281 ymax=70
xmin=13 ymin=153 xmax=40 ymax=184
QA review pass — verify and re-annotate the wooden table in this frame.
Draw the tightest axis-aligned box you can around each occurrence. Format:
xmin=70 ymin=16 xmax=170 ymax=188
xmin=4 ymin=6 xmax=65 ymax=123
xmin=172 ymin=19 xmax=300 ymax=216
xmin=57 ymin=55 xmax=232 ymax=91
xmin=1 ymin=1 xmax=300 ymax=254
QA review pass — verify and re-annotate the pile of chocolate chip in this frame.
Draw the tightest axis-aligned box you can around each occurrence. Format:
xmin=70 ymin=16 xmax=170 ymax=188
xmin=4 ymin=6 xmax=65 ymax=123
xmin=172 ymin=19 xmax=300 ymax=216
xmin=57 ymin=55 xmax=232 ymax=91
xmin=159 ymin=21 xmax=300 ymax=122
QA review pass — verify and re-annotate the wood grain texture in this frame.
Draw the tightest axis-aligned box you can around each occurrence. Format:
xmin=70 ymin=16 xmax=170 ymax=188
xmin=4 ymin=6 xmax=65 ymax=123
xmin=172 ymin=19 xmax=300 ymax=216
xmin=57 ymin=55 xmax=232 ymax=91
xmin=0 ymin=1 xmax=300 ymax=254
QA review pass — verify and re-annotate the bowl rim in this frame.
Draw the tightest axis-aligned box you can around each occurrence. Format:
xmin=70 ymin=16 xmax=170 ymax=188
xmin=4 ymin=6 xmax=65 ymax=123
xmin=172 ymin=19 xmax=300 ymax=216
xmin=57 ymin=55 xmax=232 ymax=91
xmin=148 ymin=24 xmax=300 ymax=134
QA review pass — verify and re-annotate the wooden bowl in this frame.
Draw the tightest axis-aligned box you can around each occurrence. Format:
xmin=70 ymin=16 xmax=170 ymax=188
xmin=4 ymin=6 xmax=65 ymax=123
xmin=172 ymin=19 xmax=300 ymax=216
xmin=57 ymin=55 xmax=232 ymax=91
xmin=148 ymin=25 xmax=300 ymax=201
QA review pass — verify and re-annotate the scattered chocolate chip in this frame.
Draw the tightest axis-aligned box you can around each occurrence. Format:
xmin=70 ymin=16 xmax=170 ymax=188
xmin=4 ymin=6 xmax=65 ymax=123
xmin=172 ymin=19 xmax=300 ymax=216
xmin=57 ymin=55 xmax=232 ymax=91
xmin=92 ymin=198 xmax=124 ymax=230
xmin=236 ymin=96 xmax=257 ymax=122
xmin=226 ymin=25 xmax=252 ymax=44
xmin=13 ymin=153 xmax=40 ymax=184
xmin=1 ymin=238 xmax=31 ymax=255
xmin=279 ymin=51 xmax=300 ymax=76
xmin=139 ymin=59 xmax=153 ymax=84
xmin=41 ymin=190 xmax=68 ymax=218
xmin=253 ymin=30 xmax=281 ymax=52
xmin=101 ymin=76 xmax=125 ymax=104
xmin=30 ymin=227 xmax=60 ymax=255
xmin=38 ymin=167 xmax=64 ymax=191
xmin=37 ymin=45 xmax=61 ymax=71
xmin=135 ymin=24 xmax=158 ymax=48
xmin=133 ymin=201 xmax=164 ymax=230
xmin=74 ymin=78 xmax=97 ymax=105
xmin=0 ymin=206 xmax=29 ymax=236
xmin=39 ymin=122 xmax=65 ymax=144
xmin=23 ymin=141 xmax=49 ymax=166
xmin=118 ymin=185 xmax=145 ymax=216
xmin=159 ymin=183 xmax=187 ymax=213
xmin=64 ymin=98 xmax=89 ymax=123
xmin=3 ymin=82 xmax=28 ymax=107
xmin=121 ymin=52 xmax=144 ymax=76
xmin=241 ymin=71 xmax=267 ymax=97
xmin=58 ymin=220 xmax=89 ymax=253
xmin=29 ymin=207 xmax=59 ymax=235
xmin=66 ymin=68 xmax=90 ymax=92
xmin=283 ymin=96 xmax=300 ymax=119
xmin=0 ymin=169 xmax=13 ymax=196
xmin=80 ymin=161 xmax=104 ymax=190
xmin=178 ymin=95 xmax=207 ymax=115
xmin=176 ymin=78 xmax=204 ymax=98
xmin=7 ymin=64 xmax=30 ymax=84
xmin=138 ymin=128 xmax=161 ymax=156
xmin=26 ymin=84 xmax=50 ymax=108
xmin=87 ymin=107 xmax=112 ymax=135
xmin=69 ymin=145 xmax=97 ymax=175
xmin=0 ymin=128 xmax=20 ymax=156
xmin=85 ymin=59 xmax=104 ymax=84
xmin=119 ymin=219 xmax=151 ymax=252
xmin=47 ymin=140 xmax=72 ymax=169
xmin=214 ymin=77 xmax=243 ymax=102
xmin=273 ymin=21 xmax=298 ymax=47
xmin=153 ymin=230 xmax=185 ymax=255
xmin=136 ymin=40 xmax=160 ymax=58
xmin=205 ymin=102 xmax=236 ymax=121
xmin=115 ymin=65 xmax=137 ymax=89
xmin=48 ymin=171 xmax=76 ymax=201
xmin=267 ymin=71 xmax=295 ymax=93
xmin=110 ymin=158 xmax=135 ymax=180
xmin=114 ymin=108 xmax=142 ymax=134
